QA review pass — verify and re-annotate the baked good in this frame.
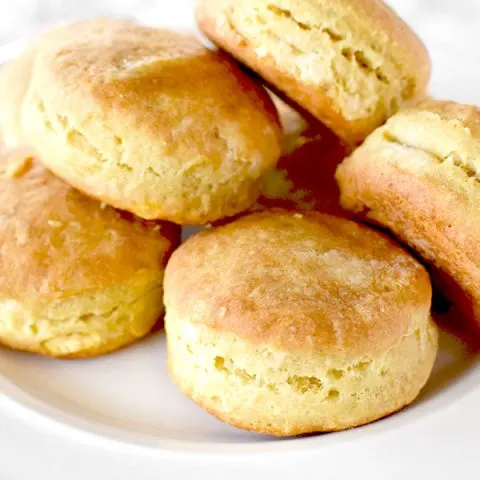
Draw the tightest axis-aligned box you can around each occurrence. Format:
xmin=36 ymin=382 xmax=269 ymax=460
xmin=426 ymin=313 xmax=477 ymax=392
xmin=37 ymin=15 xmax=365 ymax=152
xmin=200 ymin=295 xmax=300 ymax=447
xmin=196 ymin=0 xmax=431 ymax=144
xmin=165 ymin=209 xmax=437 ymax=435
xmin=0 ymin=144 xmax=180 ymax=358
xmin=15 ymin=19 xmax=282 ymax=223
xmin=337 ymin=100 xmax=480 ymax=328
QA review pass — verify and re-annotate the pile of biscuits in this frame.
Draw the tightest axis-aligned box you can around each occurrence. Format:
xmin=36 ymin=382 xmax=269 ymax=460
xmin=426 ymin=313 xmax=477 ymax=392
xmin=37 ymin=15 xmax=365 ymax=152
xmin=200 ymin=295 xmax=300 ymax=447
xmin=0 ymin=0 xmax=477 ymax=437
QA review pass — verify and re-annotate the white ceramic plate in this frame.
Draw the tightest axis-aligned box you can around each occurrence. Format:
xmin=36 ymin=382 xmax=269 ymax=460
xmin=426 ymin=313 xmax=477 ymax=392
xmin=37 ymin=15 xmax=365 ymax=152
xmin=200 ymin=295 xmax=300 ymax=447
xmin=1 ymin=10 xmax=480 ymax=459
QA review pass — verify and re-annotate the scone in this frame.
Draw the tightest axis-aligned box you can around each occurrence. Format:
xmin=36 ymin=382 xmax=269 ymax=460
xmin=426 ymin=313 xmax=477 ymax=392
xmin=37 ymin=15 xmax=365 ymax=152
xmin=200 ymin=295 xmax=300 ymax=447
xmin=196 ymin=0 xmax=430 ymax=145
xmin=12 ymin=19 xmax=282 ymax=224
xmin=337 ymin=100 xmax=480 ymax=328
xmin=0 ymin=144 xmax=180 ymax=358
xmin=165 ymin=210 xmax=438 ymax=436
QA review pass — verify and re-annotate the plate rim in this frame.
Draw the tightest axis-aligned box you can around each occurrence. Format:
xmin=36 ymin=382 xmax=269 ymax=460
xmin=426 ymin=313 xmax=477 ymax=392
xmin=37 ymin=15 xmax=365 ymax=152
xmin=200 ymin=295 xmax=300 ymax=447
xmin=2 ymin=357 xmax=480 ymax=459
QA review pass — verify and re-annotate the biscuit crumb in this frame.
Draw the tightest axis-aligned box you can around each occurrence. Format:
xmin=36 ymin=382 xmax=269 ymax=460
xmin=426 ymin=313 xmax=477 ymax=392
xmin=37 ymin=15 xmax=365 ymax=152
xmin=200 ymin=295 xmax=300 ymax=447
xmin=6 ymin=155 xmax=33 ymax=178
xmin=100 ymin=202 xmax=107 ymax=210
xmin=294 ymin=135 xmax=309 ymax=149
xmin=255 ymin=47 xmax=267 ymax=58
xmin=47 ymin=220 xmax=63 ymax=228
xmin=153 ymin=225 xmax=161 ymax=232
xmin=205 ymin=223 xmax=212 ymax=229
xmin=15 ymin=224 xmax=29 ymax=246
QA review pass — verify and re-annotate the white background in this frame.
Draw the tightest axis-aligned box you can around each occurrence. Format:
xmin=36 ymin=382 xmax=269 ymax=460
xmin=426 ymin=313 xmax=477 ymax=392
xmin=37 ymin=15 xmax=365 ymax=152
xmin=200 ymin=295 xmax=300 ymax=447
xmin=1 ymin=1 xmax=480 ymax=479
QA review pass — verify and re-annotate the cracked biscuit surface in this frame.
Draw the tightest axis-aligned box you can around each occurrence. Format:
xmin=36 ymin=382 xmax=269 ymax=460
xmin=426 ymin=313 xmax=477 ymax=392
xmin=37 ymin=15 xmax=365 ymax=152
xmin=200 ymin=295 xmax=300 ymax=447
xmin=0 ymin=143 xmax=180 ymax=358
xmin=165 ymin=209 xmax=437 ymax=435
xmin=337 ymin=100 xmax=480 ymax=328
xmin=4 ymin=19 xmax=282 ymax=224
xmin=196 ymin=0 xmax=430 ymax=145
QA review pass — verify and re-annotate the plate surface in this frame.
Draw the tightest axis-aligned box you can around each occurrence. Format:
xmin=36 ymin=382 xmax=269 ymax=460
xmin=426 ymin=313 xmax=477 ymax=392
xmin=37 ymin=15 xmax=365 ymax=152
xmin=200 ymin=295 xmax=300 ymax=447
xmin=1 ymin=10 xmax=480 ymax=458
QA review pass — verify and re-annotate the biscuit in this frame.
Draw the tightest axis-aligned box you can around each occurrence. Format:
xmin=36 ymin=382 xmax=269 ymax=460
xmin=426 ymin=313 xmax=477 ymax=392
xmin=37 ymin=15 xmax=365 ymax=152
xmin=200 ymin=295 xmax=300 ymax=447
xmin=0 ymin=144 xmax=180 ymax=358
xmin=165 ymin=210 xmax=437 ymax=435
xmin=337 ymin=100 xmax=480 ymax=328
xmin=196 ymin=0 xmax=430 ymax=144
xmin=13 ymin=19 xmax=282 ymax=223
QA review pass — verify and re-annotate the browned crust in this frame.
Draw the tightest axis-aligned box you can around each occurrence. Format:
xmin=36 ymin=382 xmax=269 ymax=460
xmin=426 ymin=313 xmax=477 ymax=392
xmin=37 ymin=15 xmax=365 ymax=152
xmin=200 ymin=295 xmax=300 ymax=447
xmin=338 ymin=150 xmax=480 ymax=324
xmin=0 ymin=144 xmax=180 ymax=300
xmin=165 ymin=209 xmax=432 ymax=356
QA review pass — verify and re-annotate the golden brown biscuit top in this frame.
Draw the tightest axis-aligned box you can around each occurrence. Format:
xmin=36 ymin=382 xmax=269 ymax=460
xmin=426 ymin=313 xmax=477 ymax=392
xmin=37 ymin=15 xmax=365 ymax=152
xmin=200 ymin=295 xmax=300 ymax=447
xmin=367 ymin=100 xmax=480 ymax=178
xmin=166 ymin=210 xmax=431 ymax=356
xmin=0 ymin=145 xmax=179 ymax=301
xmin=26 ymin=19 xmax=281 ymax=172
